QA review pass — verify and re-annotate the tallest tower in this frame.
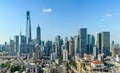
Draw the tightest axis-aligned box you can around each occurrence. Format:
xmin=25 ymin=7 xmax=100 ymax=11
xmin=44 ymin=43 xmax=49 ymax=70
xmin=26 ymin=11 xmax=31 ymax=44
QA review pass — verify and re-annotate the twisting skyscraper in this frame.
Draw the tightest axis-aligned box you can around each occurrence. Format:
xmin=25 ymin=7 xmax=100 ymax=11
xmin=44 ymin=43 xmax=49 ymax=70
xmin=26 ymin=11 xmax=31 ymax=44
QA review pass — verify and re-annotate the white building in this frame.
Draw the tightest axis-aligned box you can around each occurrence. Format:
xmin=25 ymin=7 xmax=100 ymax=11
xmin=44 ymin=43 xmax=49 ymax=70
xmin=91 ymin=60 xmax=104 ymax=71
xmin=63 ymin=49 xmax=68 ymax=62
xmin=74 ymin=35 xmax=79 ymax=56
xmin=116 ymin=54 xmax=120 ymax=62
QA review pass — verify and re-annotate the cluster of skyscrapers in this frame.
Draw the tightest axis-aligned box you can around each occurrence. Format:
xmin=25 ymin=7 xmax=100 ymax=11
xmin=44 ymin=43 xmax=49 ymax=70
xmin=0 ymin=11 xmax=41 ymax=59
xmin=51 ymin=29 xmax=110 ymax=62
xmin=0 ymin=11 xmax=111 ymax=61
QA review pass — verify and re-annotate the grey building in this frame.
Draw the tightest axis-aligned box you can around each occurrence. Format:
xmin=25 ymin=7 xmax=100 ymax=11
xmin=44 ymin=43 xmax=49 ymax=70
xmin=19 ymin=44 xmax=33 ymax=59
xmin=97 ymin=33 xmax=102 ymax=54
xmin=101 ymin=32 xmax=110 ymax=57
xmin=55 ymin=36 xmax=63 ymax=57
xmin=9 ymin=39 xmax=15 ymax=55
xmin=36 ymin=25 xmax=41 ymax=45
xmin=65 ymin=37 xmax=69 ymax=53
xmin=87 ymin=34 xmax=95 ymax=54
xmin=79 ymin=28 xmax=87 ymax=57
xmin=45 ymin=40 xmax=52 ymax=56
xmin=14 ymin=35 xmax=19 ymax=54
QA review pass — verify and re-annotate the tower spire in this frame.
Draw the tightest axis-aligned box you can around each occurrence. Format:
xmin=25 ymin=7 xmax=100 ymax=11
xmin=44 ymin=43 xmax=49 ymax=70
xmin=36 ymin=24 xmax=41 ymax=45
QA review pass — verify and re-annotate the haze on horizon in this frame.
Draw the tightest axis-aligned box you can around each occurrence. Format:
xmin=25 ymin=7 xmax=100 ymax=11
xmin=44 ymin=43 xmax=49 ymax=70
xmin=0 ymin=0 xmax=120 ymax=44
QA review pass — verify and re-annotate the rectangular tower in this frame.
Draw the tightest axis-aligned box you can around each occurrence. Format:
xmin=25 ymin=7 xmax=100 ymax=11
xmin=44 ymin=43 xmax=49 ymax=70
xmin=97 ymin=33 xmax=102 ymax=54
xmin=101 ymin=32 xmax=110 ymax=57
xmin=79 ymin=28 xmax=87 ymax=57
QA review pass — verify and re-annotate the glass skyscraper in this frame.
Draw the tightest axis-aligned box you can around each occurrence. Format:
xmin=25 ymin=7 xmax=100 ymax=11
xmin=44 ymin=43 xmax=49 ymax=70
xmin=79 ymin=28 xmax=87 ymax=57
xmin=26 ymin=11 xmax=31 ymax=44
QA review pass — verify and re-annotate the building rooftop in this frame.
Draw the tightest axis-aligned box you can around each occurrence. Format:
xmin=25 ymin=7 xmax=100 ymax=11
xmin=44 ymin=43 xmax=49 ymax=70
xmin=92 ymin=60 xmax=103 ymax=64
xmin=84 ymin=54 xmax=91 ymax=59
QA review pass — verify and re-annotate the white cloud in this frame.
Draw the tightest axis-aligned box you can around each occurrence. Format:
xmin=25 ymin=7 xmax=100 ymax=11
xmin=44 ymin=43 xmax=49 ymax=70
xmin=43 ymin=8 xmax=52 ymax=13
xmin=106 ymin=13 xmax=112 ymax=17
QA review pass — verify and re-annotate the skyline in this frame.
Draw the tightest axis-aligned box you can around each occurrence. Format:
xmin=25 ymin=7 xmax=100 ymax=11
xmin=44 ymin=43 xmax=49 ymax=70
xmin=0 ymin=0 xmax=120 ymax=44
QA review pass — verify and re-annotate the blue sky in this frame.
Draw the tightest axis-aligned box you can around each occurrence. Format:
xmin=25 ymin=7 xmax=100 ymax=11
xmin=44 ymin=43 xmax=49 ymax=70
xmin=0 ymin=0 xmax=120 ymax=44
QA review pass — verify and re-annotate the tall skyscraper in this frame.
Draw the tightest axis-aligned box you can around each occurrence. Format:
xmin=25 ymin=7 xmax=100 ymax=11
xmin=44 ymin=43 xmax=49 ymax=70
xmin=45 ymin=40 xmax=52 ymax=56
xmin=87 ymin=34 xmax=95 ymax=54
xmin=79 ymin=28 xmax=87 ymax=57
xmin=63 ymin=49 xmax=68 ymax=62
xmin=97 ymin=33 xmax=102 ymax=54
xmin=55 ymin=36 xmax=63 ymax=57
xmin=93 ymin=46 xmax=99 ymax=59
xmin=14 ymin=35 xmax=19 ymax=53
xmin=65 ymin=37 xmax=69 ymax=53
xmin=9 ymin=39 xmax=15 ymax=55
xmin=101 ymin=32 xmax=110 ymax=57
xmin=36 ymin=25 xmax=41 ymax=45
xmin=26 ymin=11 xmax=31 ymax=44
xmin=69 ymin=37 xmax=74 ymax=57
xmin=4 ymin=42 xmax=8 ymax=52
xmin=61 ymin=45 xmax=66 ymax=54
xmin=87 ymin=34 xmax=90 ymax=53
xmin=74 ymin=35 xmax=79 ymax=55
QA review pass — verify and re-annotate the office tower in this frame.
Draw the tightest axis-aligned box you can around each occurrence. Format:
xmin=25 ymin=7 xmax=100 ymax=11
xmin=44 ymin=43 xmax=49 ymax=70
xmin=9 ymin=39 xmax=15 ymax=55
xmin=112 ymin=41 xmax=114 ymax=45
xmin=45 ymin=40 xmax=52 ymax=56
xmin=69 ymin=37 xmax=74 ymax=57
xmin=97 ymin=33 xmax=102 ymax=54
xmin=4 ymin=42 xmax=7 ymax=52
xmin=87 ymin=34 xmax=90 ymax=53
xmin=74 ymin=35 xmax=79 ymax=55
xmin=50 ymin=52 xmax=56 ymax=62
xmin=36 ymin=25 xmax=41 ymax=45
xmin=101 ymin=32 xmax=110 ymax=57
xmin=87 ymin=34 xmax=95 ymax=54
xmin=79 ymin=28 xmax=87 ymax=57
xmin=0 ymin=45 xmax=2 ymax=52
xmin=61 ymin=45 xmax=66 ymax=54
xmin=93 ymin=46 xmax=99 ymax=59
xmin=111 ymin=44 xmax=120 ymax=57
xmin=41 ymin=41 xmax=44 ymax=46
xmin=0 ymin=44 xmax=4 ymax=52
xmin=26 ymin=11 xmax=31 ymax=44
xmin=110 ymin=41 xmax=115 ymax=52
xmin=14 ymin=35 xmax=19 ymax=53
xmin=65 ymin=37 xmax=69 ymax=53
xmin=52 ymin=42 xmax=56 ymax=52
xmin=19 ymin=31 xmax=26 ymax=44
xmin=63 ymin=49 xmax=68 ymax=62
xmin=55 ymin=36 xmax=63 ymax=57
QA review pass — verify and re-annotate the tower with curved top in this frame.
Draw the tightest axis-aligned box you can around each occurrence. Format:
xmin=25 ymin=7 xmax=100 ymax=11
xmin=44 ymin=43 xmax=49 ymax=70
xmin=26 ymin=11 xmax=31 ymax=44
